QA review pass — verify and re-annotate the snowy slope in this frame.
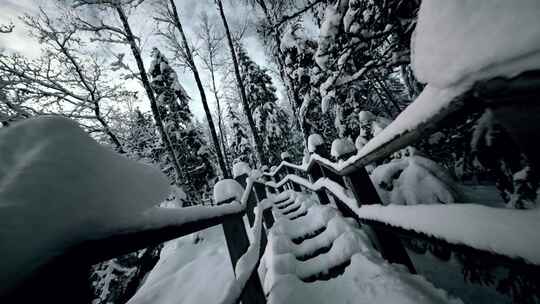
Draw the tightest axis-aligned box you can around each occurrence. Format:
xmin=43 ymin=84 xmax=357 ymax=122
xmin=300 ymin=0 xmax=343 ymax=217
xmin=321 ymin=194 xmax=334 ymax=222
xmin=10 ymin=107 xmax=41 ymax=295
xmin=127 ymin=226 xmax=235 ymax=304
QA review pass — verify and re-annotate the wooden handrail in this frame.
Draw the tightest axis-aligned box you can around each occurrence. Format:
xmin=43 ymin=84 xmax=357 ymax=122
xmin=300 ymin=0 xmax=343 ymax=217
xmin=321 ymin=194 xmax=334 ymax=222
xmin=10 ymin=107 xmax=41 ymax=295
xmin=265 ymin=70 xmax=540 ymax=178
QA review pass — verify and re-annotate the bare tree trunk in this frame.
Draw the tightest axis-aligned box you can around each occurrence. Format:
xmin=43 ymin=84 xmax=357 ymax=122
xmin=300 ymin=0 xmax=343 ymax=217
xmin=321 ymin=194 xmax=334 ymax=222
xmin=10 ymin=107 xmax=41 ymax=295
xmin=115 ymin=6 xmax=185 ymax=183
xmin=216 ymin=0 xmax=267 ymax=166
xmin=168 ymin=0 xmax=230 ymax=178
xmin=211 ymin=70 xmax=231 ymax=174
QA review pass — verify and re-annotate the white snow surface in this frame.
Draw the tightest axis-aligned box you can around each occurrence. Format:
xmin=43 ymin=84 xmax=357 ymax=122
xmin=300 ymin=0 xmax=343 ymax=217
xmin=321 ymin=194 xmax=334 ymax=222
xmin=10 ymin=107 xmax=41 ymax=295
xmin=0 ymin=117 xmax=170 ymax=294
xmin=307 ymin=134 xmax=324 ymax=153
xmin=232 ymin=161 xmax=251 ymax=178
xmin=213 ymin=179 xmax=245 ymax=204
xmin=127 ymin=226 xmax=235 ymax=304
xmin=355 ymin=204 xmax=540 ymax=265
xmin=412 ymin=0 xmax=540 ymax=88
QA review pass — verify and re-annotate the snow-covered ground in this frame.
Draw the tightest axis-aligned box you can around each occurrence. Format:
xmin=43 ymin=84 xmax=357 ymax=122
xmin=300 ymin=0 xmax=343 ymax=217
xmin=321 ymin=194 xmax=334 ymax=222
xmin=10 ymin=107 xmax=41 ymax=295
xmin=127 ymin=226 xmax=235 ymax=304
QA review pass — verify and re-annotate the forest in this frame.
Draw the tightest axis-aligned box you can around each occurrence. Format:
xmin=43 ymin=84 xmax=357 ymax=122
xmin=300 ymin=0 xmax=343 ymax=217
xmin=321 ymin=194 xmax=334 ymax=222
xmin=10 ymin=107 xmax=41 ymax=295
xmin=1 ymin=0 xmax=540 ymax=303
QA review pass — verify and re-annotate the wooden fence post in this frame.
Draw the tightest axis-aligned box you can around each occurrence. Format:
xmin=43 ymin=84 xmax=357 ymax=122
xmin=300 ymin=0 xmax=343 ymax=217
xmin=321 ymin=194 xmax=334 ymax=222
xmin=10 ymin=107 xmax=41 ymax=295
xmin=219 ymin=176 xmax=266 ymax=304
xmin=308 ymin=163 xmax=330 ymax=205
xmin=342 ymin=167 xmax=416 ymax=274
xmin=254 ymin=182 xmax=274 ymax=229
xmin=282 ymin=152 xmax=302 ymax=192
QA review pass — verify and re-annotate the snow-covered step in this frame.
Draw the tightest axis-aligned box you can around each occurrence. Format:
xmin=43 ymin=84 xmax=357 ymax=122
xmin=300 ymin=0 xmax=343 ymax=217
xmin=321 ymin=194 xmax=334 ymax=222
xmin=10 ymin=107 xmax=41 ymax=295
xmin=263 ymin=192 xmax=367 ymax=283
xmin=261 ymin=190 xmax=464 ymax=304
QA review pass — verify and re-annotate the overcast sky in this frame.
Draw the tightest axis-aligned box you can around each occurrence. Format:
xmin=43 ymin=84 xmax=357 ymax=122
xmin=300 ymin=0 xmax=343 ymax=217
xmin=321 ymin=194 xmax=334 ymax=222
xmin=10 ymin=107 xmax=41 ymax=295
xmin=0 ymin=0 xmax=285 ymax=121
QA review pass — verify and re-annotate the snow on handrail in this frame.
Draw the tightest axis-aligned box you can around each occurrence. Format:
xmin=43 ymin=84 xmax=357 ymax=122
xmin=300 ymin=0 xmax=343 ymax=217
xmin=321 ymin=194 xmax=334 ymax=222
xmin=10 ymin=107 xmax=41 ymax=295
xmin=266 ymin=173 xmax=540 ymax=266
xmin=264 ymin=85 xmax=470 ymax=178
xmin=217 ymin=197 xmax=273 ymax=304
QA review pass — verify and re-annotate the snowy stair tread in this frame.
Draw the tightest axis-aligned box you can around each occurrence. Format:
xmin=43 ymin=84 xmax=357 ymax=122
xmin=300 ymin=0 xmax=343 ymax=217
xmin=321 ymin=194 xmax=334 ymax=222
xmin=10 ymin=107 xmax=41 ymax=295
xmin=261 ymin=191 xmax=463 ymax=304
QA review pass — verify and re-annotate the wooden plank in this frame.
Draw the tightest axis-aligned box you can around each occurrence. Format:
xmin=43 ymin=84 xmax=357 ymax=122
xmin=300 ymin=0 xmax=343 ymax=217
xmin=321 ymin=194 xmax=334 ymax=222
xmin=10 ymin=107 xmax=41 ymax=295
xmin=308 ymin=164 xmax=330 ymax=205
xmin=343 ymin=167 xmax=382 ymax=206
xmin=254 ymin=182 xmax=275 ymax=228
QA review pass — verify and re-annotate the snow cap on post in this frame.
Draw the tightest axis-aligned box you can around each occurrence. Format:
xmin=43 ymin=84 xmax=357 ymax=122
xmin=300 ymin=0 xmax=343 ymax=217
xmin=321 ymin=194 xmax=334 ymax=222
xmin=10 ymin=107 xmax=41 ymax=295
xmin=280 ymin=151 xmax=292 ymax=161
xmin=355 ymin=135 xmax=368 ymax=150
xmin=331 ymin=138 xmax=357 ymax=160
xmin=213 ymin=179 xmax=245 ymax=204
xmin=307 ymin=133 xmax=324 ymax=153
xmin=358 ymin=110 xmax=376 ymax=123
xmin=232 ymin=161 xmax=251 ymax=178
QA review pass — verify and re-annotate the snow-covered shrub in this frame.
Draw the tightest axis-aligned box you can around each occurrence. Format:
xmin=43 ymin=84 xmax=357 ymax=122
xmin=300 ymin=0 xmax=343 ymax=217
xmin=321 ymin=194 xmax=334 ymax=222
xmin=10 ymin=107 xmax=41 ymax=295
xmin=370 ymin=148 xmax=461 ymax=205
xmin=471 ymin=110 xmax=539 ymax=209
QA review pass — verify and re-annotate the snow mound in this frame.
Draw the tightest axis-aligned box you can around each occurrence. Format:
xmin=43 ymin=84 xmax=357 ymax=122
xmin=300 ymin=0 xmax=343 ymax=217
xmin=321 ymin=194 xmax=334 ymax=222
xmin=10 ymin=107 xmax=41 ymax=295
xmin=213 ymin=179 xmax=244 ymax=204
xmin=281 ymin=151 xmax=292 ymax=160
xmin=370 ymin=155 xmax=460 ymax=205
xmin=0 ymin=116 xmax=170 ymax=295
xmin=330 ymin=138 xmax=357 ymax=159
xmin=127 ymin=226 xmax=234 ymax=304
xmin=307 ymin=134 xmax=324 ymax=153
xmin=412 ymin=0 xmax=540 ymax=88
xmin=232 ymin=161 xmax=251 ymax=178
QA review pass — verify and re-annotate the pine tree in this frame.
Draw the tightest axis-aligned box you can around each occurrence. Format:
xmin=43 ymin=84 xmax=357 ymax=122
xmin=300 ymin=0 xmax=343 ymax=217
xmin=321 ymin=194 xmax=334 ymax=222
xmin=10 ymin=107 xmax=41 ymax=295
xmin=125 ymin=109 xmax=160 ymax=164
xmin=216 ymin=0 xmax=267 ymax=166
xmin=237 ymin=45 xmax=293 ymax=164
xmin=148 ymin=48 xmax=215 ymax=202
xmin=227 ymin=102 xmax=253 ymax=165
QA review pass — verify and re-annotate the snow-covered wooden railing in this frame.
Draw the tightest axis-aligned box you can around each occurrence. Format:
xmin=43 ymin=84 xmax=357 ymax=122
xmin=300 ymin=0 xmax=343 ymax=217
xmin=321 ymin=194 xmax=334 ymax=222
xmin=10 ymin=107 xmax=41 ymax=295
xmin=265 ymin=71 xmax=540 ymax=177
xmin=0 ymin=117 xmax=268 ymax=304
xmin=262 ymin=71 xmax=540 ymax=303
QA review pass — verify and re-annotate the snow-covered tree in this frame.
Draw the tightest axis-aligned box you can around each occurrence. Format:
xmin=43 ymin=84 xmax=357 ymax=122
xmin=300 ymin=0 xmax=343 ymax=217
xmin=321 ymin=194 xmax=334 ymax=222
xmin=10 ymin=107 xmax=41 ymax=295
xmin=227 ymin=102 xmax=253 ymax=165
xmin=149 ymin=48 xmax=215 ymax=203
xmin=237 ymin=45 xmax=292 ymax=164
xmin=314 ymin=0 xmax=417 ymax=138
xmin=280 ymin=23 xmax=337 ymax=144
xmin=471 ymin=111 xmax=539 ymax=209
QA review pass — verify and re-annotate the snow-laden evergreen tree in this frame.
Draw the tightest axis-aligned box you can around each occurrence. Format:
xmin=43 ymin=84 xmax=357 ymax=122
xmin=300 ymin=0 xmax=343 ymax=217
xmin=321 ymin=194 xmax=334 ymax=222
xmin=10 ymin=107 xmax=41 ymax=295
xmin=280 ymin=23 xmax=337 ymax=145
xmin=315 ymin=0 xmax=418 ymax=138
xmin=236 ymin=45 xmax=293 ymax=164
xmin=148 ymin=48 xmax=215 ymax=203
xmin=125 ymin=110 xmax=160 ymax=163
xmin=227 ymin=101 xmax=254 ymax=165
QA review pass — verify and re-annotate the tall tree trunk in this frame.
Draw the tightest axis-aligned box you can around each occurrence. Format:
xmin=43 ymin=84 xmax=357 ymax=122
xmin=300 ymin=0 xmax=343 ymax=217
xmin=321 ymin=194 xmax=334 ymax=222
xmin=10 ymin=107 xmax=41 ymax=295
xmin=210 ymin=67 xmax=231 ymax=174
xmin=115 ymin=6 xmax=185 ymax=183
xmin=168 ymin=0 xmax=231 ymax=178
xmin=216 ymin=0 xmax=267 ymax=167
